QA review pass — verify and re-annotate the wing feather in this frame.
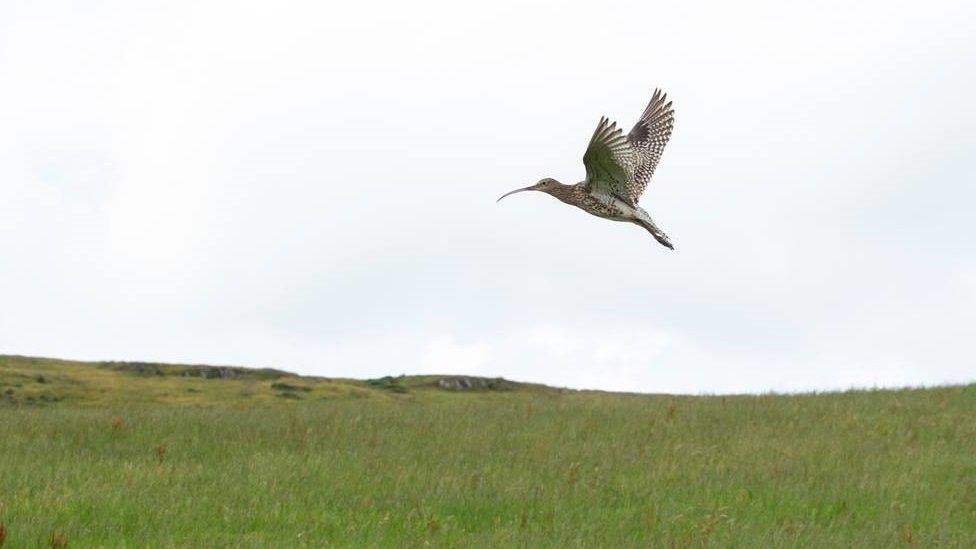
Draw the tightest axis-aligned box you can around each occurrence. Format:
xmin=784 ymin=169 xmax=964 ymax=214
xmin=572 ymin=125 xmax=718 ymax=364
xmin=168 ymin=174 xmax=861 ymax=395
xmin=625 ymin=88 xmax=675 ymax=202
xmin=582 ymin=116 xmax=638 ymax=204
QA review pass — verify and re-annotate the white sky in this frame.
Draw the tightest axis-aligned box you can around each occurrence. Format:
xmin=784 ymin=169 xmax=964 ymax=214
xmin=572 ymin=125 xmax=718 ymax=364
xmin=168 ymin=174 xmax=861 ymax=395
xmin=1 ymin=0 xmax=974 ymax=393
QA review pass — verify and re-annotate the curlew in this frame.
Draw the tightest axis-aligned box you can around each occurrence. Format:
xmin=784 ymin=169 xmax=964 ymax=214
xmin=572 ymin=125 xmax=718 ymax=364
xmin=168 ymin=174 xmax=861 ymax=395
xmin=498 ymin=89 xmax=676 ymax=249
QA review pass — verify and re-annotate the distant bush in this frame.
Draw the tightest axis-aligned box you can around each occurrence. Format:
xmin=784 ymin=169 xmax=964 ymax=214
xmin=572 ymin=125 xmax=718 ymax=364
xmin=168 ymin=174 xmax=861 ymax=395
xmin=367 ymin=376 xmax=409 ymax=393
xmin=100 ymin=361 xmax=290 ymax=381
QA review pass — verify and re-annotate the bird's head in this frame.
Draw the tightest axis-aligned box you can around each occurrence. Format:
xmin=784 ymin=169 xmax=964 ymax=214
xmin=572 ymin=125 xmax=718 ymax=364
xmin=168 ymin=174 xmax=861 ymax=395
xmin=496 ymin=178 xmax=562 ymax=202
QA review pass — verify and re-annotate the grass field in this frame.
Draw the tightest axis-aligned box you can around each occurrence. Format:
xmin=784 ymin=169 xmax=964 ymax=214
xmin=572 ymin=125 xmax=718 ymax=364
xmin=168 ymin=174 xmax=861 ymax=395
xmin=1 ymin=354 xmax=975 ymax=547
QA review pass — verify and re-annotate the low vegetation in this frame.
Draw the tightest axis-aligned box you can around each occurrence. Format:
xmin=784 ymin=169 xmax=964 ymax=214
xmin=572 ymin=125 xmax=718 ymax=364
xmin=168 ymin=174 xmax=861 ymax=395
xmin=1 ymin=354 xmax=974 ymax=546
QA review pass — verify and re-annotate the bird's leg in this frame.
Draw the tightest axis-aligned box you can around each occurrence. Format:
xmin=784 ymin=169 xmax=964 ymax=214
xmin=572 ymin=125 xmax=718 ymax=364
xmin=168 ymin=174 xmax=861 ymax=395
xmin=635 ymin=218 xmax=674 ymax=250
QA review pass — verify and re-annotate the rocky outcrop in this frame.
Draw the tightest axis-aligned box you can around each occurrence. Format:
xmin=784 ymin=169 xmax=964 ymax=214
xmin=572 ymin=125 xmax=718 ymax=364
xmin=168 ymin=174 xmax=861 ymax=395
xmin=436 ymin=376 xmax=512 ymax=391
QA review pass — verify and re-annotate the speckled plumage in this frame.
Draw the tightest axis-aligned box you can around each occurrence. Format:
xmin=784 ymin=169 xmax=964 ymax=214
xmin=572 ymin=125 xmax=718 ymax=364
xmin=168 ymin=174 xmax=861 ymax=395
xmin=497 ymin=89 xmax=677 ymax=250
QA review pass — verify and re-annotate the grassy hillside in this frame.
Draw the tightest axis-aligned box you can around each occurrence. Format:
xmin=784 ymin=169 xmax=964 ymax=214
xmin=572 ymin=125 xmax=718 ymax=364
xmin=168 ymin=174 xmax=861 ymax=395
xmin=1 ymin=355 xmax=974 ymax=547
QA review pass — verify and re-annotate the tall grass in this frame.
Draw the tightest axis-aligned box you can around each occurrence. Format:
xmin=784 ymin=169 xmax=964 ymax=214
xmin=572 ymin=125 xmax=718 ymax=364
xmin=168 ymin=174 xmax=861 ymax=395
xmin=2 ymin=382 xmax=975 ymax=546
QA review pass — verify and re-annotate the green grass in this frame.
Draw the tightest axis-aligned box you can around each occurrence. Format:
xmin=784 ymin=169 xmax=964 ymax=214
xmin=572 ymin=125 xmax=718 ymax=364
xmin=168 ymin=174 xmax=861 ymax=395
xmin=1 ymin=355 xmax=975 ymax=546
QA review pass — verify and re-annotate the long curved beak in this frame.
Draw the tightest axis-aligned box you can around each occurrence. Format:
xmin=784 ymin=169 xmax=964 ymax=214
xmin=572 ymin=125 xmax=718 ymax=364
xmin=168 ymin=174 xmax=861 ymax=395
xmin=496 ymin=186 xmax=534 ymax=203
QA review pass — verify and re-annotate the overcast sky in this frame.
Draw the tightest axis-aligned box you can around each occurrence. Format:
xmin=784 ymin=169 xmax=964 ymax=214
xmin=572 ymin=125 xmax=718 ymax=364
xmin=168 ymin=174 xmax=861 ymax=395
xmin=1 ymin=0 xmax=974 ymax=393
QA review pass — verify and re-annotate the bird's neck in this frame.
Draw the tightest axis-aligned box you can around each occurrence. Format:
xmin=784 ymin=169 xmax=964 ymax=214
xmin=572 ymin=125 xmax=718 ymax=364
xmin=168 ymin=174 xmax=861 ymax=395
xmin=546 ymin=182 xmax=578 ymax=204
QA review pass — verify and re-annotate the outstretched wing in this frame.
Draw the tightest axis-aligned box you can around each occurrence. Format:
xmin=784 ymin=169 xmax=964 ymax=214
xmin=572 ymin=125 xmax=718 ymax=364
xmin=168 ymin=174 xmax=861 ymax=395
xmin=625 ymin=88 xmax=675 ymax=202
xmin=582 ymin=116 xmax=638 ymax=205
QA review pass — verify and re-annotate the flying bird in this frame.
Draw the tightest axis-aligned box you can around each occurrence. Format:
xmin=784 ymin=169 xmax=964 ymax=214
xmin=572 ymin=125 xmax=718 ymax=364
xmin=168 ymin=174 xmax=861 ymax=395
xmin=498 ymin=89 xmax=676 ymax=249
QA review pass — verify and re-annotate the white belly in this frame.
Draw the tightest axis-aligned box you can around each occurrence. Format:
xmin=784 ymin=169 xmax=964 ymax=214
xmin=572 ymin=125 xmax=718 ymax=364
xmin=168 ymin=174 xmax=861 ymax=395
xmin=580 ymin=191 xmax=639 ymax=222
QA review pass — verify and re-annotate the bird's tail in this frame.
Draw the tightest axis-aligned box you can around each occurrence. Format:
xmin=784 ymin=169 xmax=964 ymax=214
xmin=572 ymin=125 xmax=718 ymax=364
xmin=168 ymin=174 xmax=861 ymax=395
xmin=637 ymin=219 xmax=675 ymax=250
